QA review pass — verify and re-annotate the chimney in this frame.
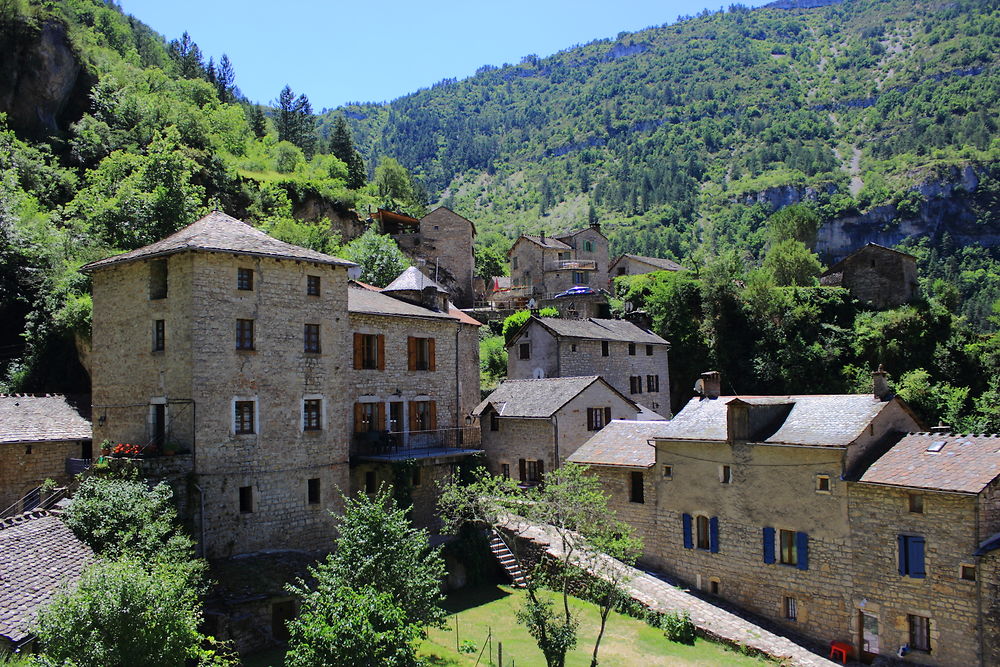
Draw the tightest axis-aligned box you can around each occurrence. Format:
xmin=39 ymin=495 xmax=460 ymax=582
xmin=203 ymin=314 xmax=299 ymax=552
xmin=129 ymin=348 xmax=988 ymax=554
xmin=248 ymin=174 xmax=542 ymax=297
xmin=421 ymin=285 xmax=440 ymax=311
xmin=590 ymin=222 xmax=601 ymax=233
xmin=694 ymin=371 xmax=721 ymax=399
xmin=624 ymin=309 xmax=652 ymax=331
xmin=873 ymin=364 xmax=890 ymax=400
xmin=539 ymin=230 xmax=545 ymax=243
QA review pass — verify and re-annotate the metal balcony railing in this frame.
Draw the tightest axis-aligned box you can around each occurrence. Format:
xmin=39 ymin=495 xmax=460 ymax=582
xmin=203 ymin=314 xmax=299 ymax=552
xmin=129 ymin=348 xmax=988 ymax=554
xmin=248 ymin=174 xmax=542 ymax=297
xmin=545 ymin=259 xmax=597 ymax=271
xmin=352 ymin=426 xmax=482 ymax=458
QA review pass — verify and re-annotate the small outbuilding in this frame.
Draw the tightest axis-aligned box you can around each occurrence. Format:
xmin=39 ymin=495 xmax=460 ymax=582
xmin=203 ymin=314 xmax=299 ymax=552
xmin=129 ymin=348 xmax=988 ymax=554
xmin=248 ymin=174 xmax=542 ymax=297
xmin=820 ymin=243 xmax=918 ymax=309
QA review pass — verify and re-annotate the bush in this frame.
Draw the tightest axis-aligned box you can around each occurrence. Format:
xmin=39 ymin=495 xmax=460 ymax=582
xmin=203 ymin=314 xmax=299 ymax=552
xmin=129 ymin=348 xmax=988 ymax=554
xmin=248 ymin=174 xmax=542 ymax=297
xmin=663 ymin=611 xmax=697 ymax=645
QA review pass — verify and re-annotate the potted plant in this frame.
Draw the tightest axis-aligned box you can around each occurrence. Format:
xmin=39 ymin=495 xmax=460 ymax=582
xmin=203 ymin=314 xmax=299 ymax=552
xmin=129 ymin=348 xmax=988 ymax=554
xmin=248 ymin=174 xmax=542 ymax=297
xmin=99 ymin=439 xmax=112 ymax=457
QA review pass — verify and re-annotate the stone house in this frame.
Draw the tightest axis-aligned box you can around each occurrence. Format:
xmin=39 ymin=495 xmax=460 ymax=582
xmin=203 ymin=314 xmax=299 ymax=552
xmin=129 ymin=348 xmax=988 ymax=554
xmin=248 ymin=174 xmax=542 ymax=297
xmin=0 ymin=394 xmax=91 ymax=516
xmin=473 ymin=376 xmax=639 ymax=483
xmin=506 ymin=316 xmax=671 ymax=417
xmin=609 ymin=253 xmax=686 ymax=280
xmin=374 ymin=206 xmax=477 ymax=308
xmin=0 ymin=510 xmax=94 ymax=653
xmin=820 ymin=243 xmax=918 ymax=309
xmin=849 ymin=432 xmax=1000 ymax=666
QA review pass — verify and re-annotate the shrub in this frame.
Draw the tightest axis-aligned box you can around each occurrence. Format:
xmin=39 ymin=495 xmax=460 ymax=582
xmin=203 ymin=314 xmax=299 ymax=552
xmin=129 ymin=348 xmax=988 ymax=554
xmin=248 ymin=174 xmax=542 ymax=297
xmin=663 ymin=611 xmax=697 ymax=645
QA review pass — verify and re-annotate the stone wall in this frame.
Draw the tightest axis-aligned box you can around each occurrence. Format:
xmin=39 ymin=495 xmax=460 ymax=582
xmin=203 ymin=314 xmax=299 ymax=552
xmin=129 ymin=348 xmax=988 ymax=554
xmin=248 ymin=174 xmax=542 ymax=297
xmin=350 ymin=459 xmax=455 ymax=531
xmin=419 ymin=208 xmax=476 ymax=308
xmin=556 ymin=382 xmax=640 ymax=462
xmin=837 ymin=247 xmax=918 ymax=309
xmin=0 ymin=440 xmax=84 ymax=511
xmin=588 ymin=466 xmax=658 ymax=563
xmin=481 ymin=416 xmax=554 ymax=479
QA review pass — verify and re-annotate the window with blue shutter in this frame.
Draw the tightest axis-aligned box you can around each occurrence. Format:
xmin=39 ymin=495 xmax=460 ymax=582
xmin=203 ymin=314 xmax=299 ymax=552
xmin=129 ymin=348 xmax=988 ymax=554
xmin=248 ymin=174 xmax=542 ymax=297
xmin=795 ymin=531 xmax=809 ymax=571
xmin=763 ymin=527 xmax=775 ymax=564
xmin=709 ymin=517 xmax=720 ymax=553
xmin=899 ymin=535 xmax=926 ymax=578
xmin=682 ymin=514 xmax=693 ymax=549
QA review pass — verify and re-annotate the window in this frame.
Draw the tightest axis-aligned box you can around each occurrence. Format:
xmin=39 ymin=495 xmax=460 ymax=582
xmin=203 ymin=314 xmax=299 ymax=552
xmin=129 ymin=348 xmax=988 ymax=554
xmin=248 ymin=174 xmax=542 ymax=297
xmin=909 ymin=493 xmax=924 ymax=513
xmin=303 ymin=399 xmax=322 ymax=431
xmin=307 ymin=478 xmax=320 ymax=504
xmin=501 ymin=463 xmax=511 ymax=479
xmin=354 ymin=402 xmax=381 ymax=433
xmin=519 ymin=342 xmax=531 ymax=360
xmin=628 ymin=342 xmax=636 ymax=355
xmin=236 ymin=319 xmax=254 ymax=350
xmin=304 ymin=324 xmax=321 ymax=353
xmin=354 ymin=333 xmax=383 ymax=370
xmin=960 ymin=564 xmax=976 ymax=581
xmin=149 ymin=259 xmax=168 ymax=299
xmin=237 ymin=267 xmax=253 ymax=291
xmin=583 ymin=240 xmax=594 ymax=252
xmin=618 ymin=266 xmax=627 ymax=276
xmin=601 ymin=340 xmax=609 ymax=356
xmin=573 ymin=271 xmax=588 ymax=284
xmin=696 ymin=515 xmax=711 ymax=550
xmin=153 ymin=319 xmax=165 ymax=351
xmin=816 ymin=475 xmax=831 ymax=493
xmin=519 ymin=458 xmax=543 ymax=483
xmin=629 ymin=376 xmax=643 ymax=394
xmin=908 ymin=614 xmax=931 ymax=652
xmin=587 ymin=407 xmax=611 ymax=431
xmin=898 ymin=535 xmax=926 ymax=578
xmin=389 ymin=402 xmax=403 ymax=432
xmin=410 ymin=400 xmax=436 ymax=432
xmin=629 ymin=471 xmax=644 ymax=504
xmin=646 ymin=344 xmax=653 ymax=356
xmin=512 ymin=256 xmax=519 ymax=270
xmin=408 ymin=337 xmax=435 ymax=371
xmin=683 ymin=514 xmax=719 ymax=552
xmin=784 ymin=597 xmax=797 ymax=621
xmin=720 ymin=465 xmax=732 ymax=484
xmin=646 ymin=374 xmax=659 ymax=392
xmin=235 ymin=401 xmax=255 ymax=434
xmin=307 ymin=275 xmax=320 ymax=296
xmin=239 ymin=486 xmax=253 ymax=513
xmin=490 ymin=412 xmax=500 ymax=431
xmin=662 ymin=464 xmax=673 ymax=479
xmin=365 ymin=471 xmax=377 ymax=494
xmin=780 ymin=529 xmax=797 ymax=566
xmin=571 ymin=343 xmax=577 ymax=352
xmin=768 ymin=529 xmax=809 ymax=569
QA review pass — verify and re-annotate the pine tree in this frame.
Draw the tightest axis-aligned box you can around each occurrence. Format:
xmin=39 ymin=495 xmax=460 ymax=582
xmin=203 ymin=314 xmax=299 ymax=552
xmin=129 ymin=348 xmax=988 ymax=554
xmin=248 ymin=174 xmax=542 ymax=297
xmin=169 ymin=32 xmax=204 ymax=79
xmin=246 ymin=104 xmax=267 ymax=138
xmin=216 ymin=54 xmax=236 ymax=103
xmin=329 ymin=116 xmax=354 ymax=164
xmin=276 ymin=85 xmax=316 ymax=158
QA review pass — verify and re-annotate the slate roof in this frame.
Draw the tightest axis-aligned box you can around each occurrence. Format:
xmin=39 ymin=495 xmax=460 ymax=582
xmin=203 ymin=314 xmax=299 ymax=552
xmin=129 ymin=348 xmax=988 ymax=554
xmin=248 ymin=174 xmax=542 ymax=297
xmin=612 ymin=254 xmax=687 ymax=272
xmin=0 ymin=511 xmax=94 ymax=644
xmin=512 ymin=317 xmax=668 ymax=346
xmin=859 ymin=432 xmax=1000 ymax=494
xmin=653 ymin=394 xmax=900 ymax=447
xmin=0 ymin=395 xmax=91 ymax=445
xmin=567 ymin=420 xmax=668 ymax=468
xmin=823 ymin=242 xmax=916 ymax=275
xmin=473 ymin=376 xmax=636 ymax=418
xmin=382 ymin=266 xmax=447 ymax=293
xmin=515 ymin=235 xmax=572 ymax=251
xmin=348 ymin=284 xmax=454 ymax=321
xmin=80 ymin=211 xmax=356 ymax=272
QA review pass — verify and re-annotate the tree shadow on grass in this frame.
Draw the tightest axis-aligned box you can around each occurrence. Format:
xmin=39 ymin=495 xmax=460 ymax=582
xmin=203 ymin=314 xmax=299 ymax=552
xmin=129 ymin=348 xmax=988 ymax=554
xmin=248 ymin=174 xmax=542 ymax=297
xmin=442 ymin=584 xmax=513 ymax=614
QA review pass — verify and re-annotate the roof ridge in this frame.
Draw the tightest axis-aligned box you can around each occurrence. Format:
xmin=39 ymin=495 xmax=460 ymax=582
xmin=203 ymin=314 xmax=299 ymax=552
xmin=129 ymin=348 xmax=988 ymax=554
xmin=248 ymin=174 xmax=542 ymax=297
xmin=0 ymin=509 xmax=51 ymax=530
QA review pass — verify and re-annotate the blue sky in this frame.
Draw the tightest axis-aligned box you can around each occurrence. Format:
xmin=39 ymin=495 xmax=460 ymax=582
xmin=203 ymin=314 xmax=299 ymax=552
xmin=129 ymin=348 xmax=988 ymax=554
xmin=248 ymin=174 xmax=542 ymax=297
xmin=118 ymin=1 xmax=769 ymax=110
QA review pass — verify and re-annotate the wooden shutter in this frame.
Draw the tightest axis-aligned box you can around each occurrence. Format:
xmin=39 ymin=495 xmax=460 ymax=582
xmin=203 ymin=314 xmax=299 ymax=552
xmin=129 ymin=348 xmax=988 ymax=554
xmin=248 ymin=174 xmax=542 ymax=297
xmin=407 ymin=337 xmax=416 ymax=371
xmin=519 ymin=459 xmax=526 ymax=481
xmin=377 ymin=334 xmax=385 ymax=370
xmin=795 ymin=531 xmax=809 ymax=571
xmin=353 ymin=403 xmax=364 ymax=433
xmin=409 ymin=402 xmax=418 ymax=431
xmin=604 ymin=407 xmax=611 ymax=426
xmin=428 ymin=401 xmax=437 ymax=430
xmin=763 ymin=527 xmax=775 ymax=563
xmin=377 ymin=402 xmax=386 ymax=430
xmin=353 ymin=333 xmax=363 ymax=369
xmin=710 ymin=517 xmax=720 ymax=553
xmin=907 ymin=536 xmax=925 ymax=578
xmin=428 ymin=338 xmax=436 ymax=371
xmin=586 ymin=409 xmax=594 ymax=431
xmin=898 ymin=535 xmax=907 ymax=576
xmin=682 ymin=514 xmax=693 ymax=549
xmin=537 ymin=458 xmax=544 ymax=481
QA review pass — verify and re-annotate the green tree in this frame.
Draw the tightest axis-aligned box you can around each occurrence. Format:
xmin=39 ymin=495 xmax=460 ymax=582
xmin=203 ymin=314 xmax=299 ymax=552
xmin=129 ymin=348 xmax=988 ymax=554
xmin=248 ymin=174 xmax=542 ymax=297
xmin=474 ymin=243 xmax=507 ymax=282
xmin=762 ymin=239 xmax=823 ymax=286
xmin=340 ymin=226 xmax=410 ymax=287
xmin=215 ymin=54 xmax=236 ymax=103
xmin=168 ymin=31 xmax=204 ymax=79
xmin=374 ymin=157 xmax=422 ymax=212
xmin=273 ymin=140 xmax=304 ymax=173
xmin=276 ymin=85 xmax=316 ymax=157
xmin=329 ymin=116 xmax=366 ymax=189
xmin=502 ymin=307 xmax=558 ymax=344
xmin=246 ymin=104 xmax=267 ymax=138
xmin=480 ymin=334 xmax=507 ymax=392
xmin=765 ymin=204 xmax=821 ymax=249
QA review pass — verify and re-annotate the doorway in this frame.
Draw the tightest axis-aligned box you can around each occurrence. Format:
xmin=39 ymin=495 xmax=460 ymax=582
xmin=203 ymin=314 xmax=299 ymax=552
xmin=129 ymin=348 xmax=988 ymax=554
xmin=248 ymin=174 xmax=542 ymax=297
xmin=859 ymin=610 xmax=879 ymax=662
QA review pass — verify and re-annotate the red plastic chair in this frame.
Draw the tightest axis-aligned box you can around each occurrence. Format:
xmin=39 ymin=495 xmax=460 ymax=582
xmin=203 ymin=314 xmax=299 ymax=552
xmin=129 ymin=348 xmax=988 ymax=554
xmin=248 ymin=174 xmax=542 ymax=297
xmin=829 ymin=640 xmax=852 ymax=664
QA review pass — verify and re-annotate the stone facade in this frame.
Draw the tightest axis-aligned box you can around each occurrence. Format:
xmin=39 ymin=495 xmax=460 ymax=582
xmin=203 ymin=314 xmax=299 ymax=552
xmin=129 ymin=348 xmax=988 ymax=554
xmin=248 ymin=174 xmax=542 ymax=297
xmin=820 ymin=243 xmax=918 ymax=309
xmin=609 ymin=254 xmax=686 ymax=279
xmin=0 ymin=440 xmax=86 ymax=513
xmin=508 ymin=224 xmax=609 ymax=301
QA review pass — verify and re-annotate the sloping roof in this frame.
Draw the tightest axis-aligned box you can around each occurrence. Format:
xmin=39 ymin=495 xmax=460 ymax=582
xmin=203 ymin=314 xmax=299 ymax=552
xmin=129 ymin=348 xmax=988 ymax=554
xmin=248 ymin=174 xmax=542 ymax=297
xmin=554 ymin=225 xmax=607 ymax=241
xmin=513 ymin=235 xmax=572 ymax=252
xmin=449 ymin=305 xmax=483 ymax=326
xmin=376 ymin=208 xmax=420 ymax=226
xmin=0 ymin=511 xmax=94 ymax=643
xmin=473 ymin=376 xmax=636 ymax=418
xmin=611 ymin=254 xmax=686 ymax=273
xmin=0 ymin=395 xmax=91 ymax=445
xmin=382 ymin=266 xmax=447 ymax=294
xmin=568 ymin=420 xmax=668 ymax=468
xmin=859 ymin=432 xmax=1000 ymax=494
xmin=81 ymin=211 xmax=356 ymax=272
xmin=512 ymin=317 xmax=668 ymax=346
xmin=635 ymin=403 xmax=668 ymax=421
xmin=421 ymin=206 xmax=476 ymax=235
xmin=823 ymin=243 xmax=916 ymax=275
xmin=652 ymin=394 xmax=899 ymax=447
xmin=348 ymin=284 xmax=454 ymax=321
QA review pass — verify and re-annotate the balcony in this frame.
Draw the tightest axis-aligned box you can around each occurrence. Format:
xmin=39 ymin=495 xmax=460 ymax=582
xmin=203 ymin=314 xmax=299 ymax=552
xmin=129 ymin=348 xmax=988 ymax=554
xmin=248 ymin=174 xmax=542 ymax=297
xmin=352 ymin=427 xmax=482 ymax=462
xmin=545 ymin=259 xmax=597 ymax=272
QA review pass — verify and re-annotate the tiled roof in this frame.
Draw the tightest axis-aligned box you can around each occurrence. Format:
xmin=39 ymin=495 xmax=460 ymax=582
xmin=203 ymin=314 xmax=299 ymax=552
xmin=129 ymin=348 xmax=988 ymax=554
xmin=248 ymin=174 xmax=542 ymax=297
xmin=635 ymin=403 xmax=668 ymax=421
xmin=823 ymin=242 xmax=916 ymax=275
xmin=383 ymin=266 xmax=447 ymax=293
xmin=0 ymin=395 xmax=91 ymax=445
xmin=0 ymin=511 xmax=94 ymax=643
xmin=474 ymin=376 xmax=634 ymax=418
xmin=80 ymin=211 xmax=356 ymax=271
xmin=348 ymin=284 xmax=454 ymax=321
xmin=519 ymin=317 xmax=668 ymax=346
xmin=859 ymin=432 xmax=1000 ymax=493
xmin=653 ymin=394 xmax=898 ymax=447
xmin=568 ymin=420 xmax=668 ymax=468
xmin=613 ymin=254 xmax=687 ymax=272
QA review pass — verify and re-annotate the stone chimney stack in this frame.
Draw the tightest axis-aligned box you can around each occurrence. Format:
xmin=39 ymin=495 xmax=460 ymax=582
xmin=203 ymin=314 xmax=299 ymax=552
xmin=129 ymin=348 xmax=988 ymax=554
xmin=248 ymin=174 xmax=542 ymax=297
xmin=695 ymin=371 xmax=721 ymax=399
xmin=873 ymin=364 xmax=891 ymax=400
xmin=623 ymin=309 xmax=653 ymax=331
xmin=590 ymin=222 xmax=601 ymax=233
xmin=539 ymin=230 xmax=545 ymax=243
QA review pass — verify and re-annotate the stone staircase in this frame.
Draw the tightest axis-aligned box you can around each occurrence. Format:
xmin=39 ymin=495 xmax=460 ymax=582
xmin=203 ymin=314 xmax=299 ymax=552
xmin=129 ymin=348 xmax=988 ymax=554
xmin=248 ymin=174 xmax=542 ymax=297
xmin=490 ymin=530 xmax=529 ymax=588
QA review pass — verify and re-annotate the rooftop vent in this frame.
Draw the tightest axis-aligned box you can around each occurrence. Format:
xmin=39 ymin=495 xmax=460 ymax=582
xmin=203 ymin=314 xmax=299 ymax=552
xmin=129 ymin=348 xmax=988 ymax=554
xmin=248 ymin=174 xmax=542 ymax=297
xmin=927 ymin=440 xmax=947 ymax=453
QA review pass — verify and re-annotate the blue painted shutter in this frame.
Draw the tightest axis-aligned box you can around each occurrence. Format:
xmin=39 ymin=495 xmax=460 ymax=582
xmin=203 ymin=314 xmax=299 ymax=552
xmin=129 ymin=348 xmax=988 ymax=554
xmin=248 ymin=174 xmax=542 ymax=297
xmin=908 ymin=536 xmax=926 ymax=578
xmin=682 ymin=514 xmax=693 ymax=549
xmin=796 ymin=531 xmax=809 ymax=571
xmin=763 ymin=527 xmax=775 ymax=564
xmin=897 ymin=535 xmax=907 ymax=576
xmin=709 ymin=517 xmax=720 ymax=553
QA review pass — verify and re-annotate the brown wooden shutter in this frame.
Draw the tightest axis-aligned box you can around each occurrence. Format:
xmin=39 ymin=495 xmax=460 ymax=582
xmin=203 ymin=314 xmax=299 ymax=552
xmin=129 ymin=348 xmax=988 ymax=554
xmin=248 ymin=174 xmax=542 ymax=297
xmin=377 ymin=402 xmax=386 ymax=430
xmin=519 ymin=459 xmax=526 ymax=481
xmin=409 ymin=401 xmax=418 ymax=431
xmin=428 ymin=338 xmax=436 ymax=371
xmin=604 ymin=407 xmax=611 ymax=426
xmin=407 ymin=337 xmax=416 ymax=371
xmin=353 ymin=403 xmax=364 ymax=433
xmin=428 ymin=401 xmax=437 ymax=430
xmin=586 ymin=408 xmax=594 ymax=431
xmin=537 ymin=458 xmax=545 ymax=481
xmin=353 ymin=333 xmax=363 ymax=370
xmin=377 ymin=334 xmax=385 ymax=370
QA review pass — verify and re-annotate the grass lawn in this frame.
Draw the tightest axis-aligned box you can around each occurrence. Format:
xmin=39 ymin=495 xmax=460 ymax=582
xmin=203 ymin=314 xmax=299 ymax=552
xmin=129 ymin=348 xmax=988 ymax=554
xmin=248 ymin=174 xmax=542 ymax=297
xmin=242 ymin=585 xmax=774 ymax=666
